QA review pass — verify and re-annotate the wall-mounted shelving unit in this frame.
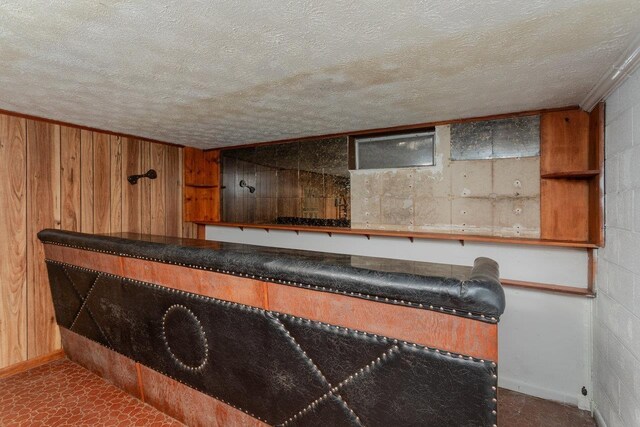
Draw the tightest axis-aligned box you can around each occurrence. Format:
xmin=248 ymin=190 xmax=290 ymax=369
xmin=183 ymin=105 xmax=604 ymax=298
xmin=539 ymin=104 xmax=604 ymax=246
xmin=183 ymin=147 xmax=220 ymax=222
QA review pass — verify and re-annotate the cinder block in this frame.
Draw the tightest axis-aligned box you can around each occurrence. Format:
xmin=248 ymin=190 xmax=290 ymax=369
xmin=608 ymin=265 xmax=634 ymax=313
xmin=616 ymin=190 xmax=634 ymax=231
xmin=619 ymin=387 xmax=640 ymax=427
xmin=618 ymin=231 xmax=640 ymax=275
xmin=605 ymin=157 xmax=619 ymax=195
xmin=596 ymin=258 xmax=609 ymax=294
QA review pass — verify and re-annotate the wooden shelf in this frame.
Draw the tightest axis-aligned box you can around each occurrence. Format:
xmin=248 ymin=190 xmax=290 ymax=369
xmin=500 ymin=279 xmax=594 ymax=297
xmin=541 ymin=170 xmax=599 ymax=179
xmin=200 ymin=221 xmax=598 ymax=249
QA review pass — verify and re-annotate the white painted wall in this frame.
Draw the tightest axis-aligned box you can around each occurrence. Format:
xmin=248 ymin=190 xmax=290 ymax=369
xmin=594 ymin=67 xmax=640 ymax=427
xmin=206 ymin=225 xmax=593 ymax=408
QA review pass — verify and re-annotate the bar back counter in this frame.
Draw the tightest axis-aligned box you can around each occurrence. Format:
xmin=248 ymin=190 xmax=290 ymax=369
xmin=38 ymin=229 xmax=506 ymax=427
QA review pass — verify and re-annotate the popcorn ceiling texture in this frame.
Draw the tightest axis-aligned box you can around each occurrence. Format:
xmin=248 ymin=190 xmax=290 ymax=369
xmin=351 ymin=126 xmax=541 ymax=237
xmin=0 ymin=0 xmax=639 ymax=149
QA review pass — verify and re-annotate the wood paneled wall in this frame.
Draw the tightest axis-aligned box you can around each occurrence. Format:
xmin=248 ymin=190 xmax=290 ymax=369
xmin=0 ymin=112 xmax=185 ymax=369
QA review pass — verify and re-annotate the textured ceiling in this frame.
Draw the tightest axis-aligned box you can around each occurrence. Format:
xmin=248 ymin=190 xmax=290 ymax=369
xmin=1 ymin=0 xmax=639 ymax=149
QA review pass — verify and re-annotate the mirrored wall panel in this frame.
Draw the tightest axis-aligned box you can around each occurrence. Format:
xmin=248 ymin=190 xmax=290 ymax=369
xmin=222 ymin=137 xmax=350 ymax=227
xmin=450 ymin=115 xmax=540 ymax=160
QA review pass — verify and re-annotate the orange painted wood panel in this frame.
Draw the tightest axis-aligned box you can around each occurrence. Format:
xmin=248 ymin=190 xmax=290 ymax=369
xmin=44 ymin=245 xmax=265 ymax=308
xmin=80 ymin=130 xmax=94 ymax=233
xmin=0 ymin=114 xmax=28 ymax=367
xmin=267 ymin=283 xmax=498 ymax=361
xmin=60 ymin=126 xmax=81 ymax=231
xmin=44 ymin=244 xmax=122 ymax=276
xmin=26 ymin=119 xmax=61 ymax=358
xmin=60 ymin=328 xmax=140 ymax=399
xmin=120 ymin=257 xmax=266 ymax=307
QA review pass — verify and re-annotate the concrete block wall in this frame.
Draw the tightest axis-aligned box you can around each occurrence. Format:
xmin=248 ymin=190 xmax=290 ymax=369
xmin=594 ymin=67 xmax=640 ymax=427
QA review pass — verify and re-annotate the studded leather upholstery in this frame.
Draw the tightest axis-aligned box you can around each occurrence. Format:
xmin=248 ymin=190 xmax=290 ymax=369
xmin=38 ymin=229 xmax=505 ymax=321
xmin=45 ymin=260 xmax=498 ymax=426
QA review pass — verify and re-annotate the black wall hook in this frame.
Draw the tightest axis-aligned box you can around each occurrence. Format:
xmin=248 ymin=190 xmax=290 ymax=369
xmin=128 ymin=169 xmax=157 ymax=185
xmin=239 ymin=179 xmax=255 ymax=193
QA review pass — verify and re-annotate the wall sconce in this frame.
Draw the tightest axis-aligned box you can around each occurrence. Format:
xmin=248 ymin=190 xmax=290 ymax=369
xmin=239 ymin=180 xmax=255 ymax=193
xmin=128 ymin=169 xmax=157 ymax=185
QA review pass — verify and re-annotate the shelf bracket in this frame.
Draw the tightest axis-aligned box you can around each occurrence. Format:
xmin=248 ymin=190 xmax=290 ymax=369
xmin=408 ymin=237 xmax=414 ymax=243
xmin=459 ymin=240 xmax=465 ymax=246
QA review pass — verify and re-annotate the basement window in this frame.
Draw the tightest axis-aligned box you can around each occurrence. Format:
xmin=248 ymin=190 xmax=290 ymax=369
xmin=350 ymin=129 xmax=435 ymax=170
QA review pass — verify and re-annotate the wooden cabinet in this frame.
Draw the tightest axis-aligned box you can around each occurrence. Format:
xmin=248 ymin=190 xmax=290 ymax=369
xmin=183 ymin=148 xmax=220 ymax=222
xmin=540 ymin=104 xmax=604 ymax=245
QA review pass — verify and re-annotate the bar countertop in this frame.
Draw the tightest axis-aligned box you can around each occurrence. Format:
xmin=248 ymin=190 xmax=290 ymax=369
xmin=38 ymin=229 xmax=505 ymax=322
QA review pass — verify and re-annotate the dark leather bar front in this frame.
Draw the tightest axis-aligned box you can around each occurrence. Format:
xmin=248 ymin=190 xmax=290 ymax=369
xmin=45 ymin=260 xmax=498 ymax=426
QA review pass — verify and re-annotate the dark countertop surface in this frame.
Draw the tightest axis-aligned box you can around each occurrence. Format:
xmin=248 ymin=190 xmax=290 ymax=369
xmin=38 ymin=229 xmax=505 ymax=322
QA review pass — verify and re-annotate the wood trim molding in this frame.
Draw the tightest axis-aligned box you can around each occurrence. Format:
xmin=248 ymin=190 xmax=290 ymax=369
xmin=202 ymin=221 xmax=598 ymax=249
xmin=0 ymin=349 xmax=65 ymax=380
xmin=0 ymin=108 xmax=182 ymax=148
xmin=500 ymin=279 xmax=594 ymax=298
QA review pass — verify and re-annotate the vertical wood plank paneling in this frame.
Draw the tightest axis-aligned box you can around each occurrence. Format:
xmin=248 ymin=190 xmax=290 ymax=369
xmin=182 ymin=222 xmax=198 ymax=239
xmin=165 ymin=146 xmax=182 ymax=237
xmin=123 ymin=138 xmax=142 ymax=233
xmin=110 ymin=135 xmax=123 ymax=233
xmin=0 ymin=114 xmax=27 ymax=367
xmin=80 ymin=130 xmax=94 ymax=233
xmin=150 ymin=143 xmax=167 ymax=235
xmin=1 ymin=109 xmax=184 ymax=370
xmin=140 ymin=141 xmax=152 ymax=234
xmin=60 ymin=127 xmax=81 ymax=231
xmin=93 ymin=132 xmax=111 ymax=234
xmin=26 ymin=120 xmax=61 ymax=358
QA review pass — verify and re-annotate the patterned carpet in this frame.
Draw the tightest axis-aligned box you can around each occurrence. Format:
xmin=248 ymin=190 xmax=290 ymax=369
xmin=0 ymin=358 xmax=595 ymax=426
xmin=0 ymin=359 xmax=183 ymax=427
